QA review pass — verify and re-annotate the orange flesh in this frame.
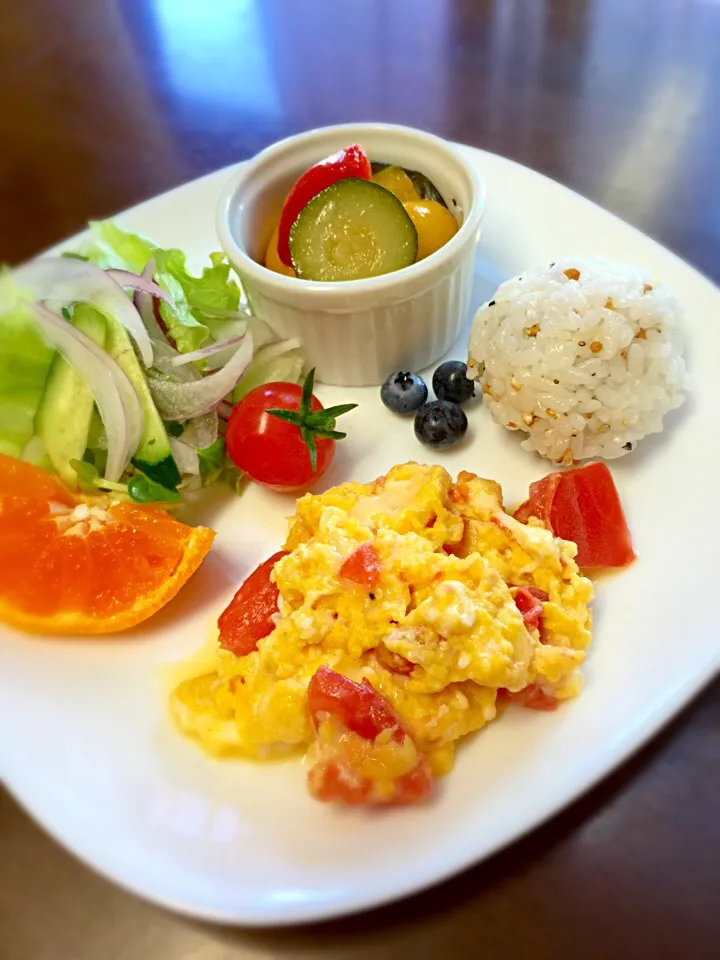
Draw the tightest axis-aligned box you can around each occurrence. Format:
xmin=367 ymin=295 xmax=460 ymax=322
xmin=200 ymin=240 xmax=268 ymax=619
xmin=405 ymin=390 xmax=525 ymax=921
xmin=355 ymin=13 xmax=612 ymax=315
xmin=0 ymin=454 xmax=215 ymax=633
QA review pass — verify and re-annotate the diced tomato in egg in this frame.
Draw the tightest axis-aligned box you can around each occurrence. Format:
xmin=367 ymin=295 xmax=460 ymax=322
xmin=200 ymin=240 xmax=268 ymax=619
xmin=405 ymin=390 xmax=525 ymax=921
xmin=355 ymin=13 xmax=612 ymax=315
xmin=217 ymin=551 xmax=288 ymax=656
xmin=514 ymin=586 xmax=549 ymax=634
xmin=306 ymin=666 xmax=433 ymax=805
xmin=497 ymin=684 xmax=559 ymax=711
xmin=339 ymin=543 xmax=381 ymax=588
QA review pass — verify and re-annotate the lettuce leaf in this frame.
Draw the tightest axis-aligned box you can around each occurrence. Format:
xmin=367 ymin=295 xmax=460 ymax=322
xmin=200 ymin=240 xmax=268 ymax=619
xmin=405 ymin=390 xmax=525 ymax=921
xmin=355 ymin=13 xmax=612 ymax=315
xmin=85 ymin=221 xmax=155 ymax=273
xmin=0 ymin=271 xmax=55 ymax=457
xmin=197 ymin=437 xmax=225 ymax=483
xmin=82 ymin=221 xmax=243 ymax=355
xmin=152 ymin=269 xmax=209 ymax=354
xmin=154 ymin=249 xmax=240 ymax=317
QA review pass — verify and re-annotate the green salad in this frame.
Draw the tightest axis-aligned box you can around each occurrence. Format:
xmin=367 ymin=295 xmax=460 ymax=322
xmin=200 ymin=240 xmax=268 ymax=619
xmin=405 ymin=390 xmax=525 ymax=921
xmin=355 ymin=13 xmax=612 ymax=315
xmin=0 ymin=221 xmax=304 ymax=503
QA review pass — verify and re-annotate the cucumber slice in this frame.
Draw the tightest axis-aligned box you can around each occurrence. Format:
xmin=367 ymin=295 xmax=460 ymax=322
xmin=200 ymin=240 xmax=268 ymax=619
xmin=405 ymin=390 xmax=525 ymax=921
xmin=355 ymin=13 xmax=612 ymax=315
xmin=104 ymin=318 xmax=181 ymax=489
xmin=289 ymin=179 xmax=418 ymax=282
xmin=35 ymin=304 xmax=107 ymax=487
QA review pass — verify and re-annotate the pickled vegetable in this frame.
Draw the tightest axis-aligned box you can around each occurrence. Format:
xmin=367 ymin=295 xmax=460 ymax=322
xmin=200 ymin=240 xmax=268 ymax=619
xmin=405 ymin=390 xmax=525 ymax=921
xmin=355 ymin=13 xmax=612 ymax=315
xmin=289 ymin=179 xmax=418 ymax=282
xmin=403 ymin=200 xmax=459 ymax=260
xmin=372 ymin=165 xmax=421 ymax=204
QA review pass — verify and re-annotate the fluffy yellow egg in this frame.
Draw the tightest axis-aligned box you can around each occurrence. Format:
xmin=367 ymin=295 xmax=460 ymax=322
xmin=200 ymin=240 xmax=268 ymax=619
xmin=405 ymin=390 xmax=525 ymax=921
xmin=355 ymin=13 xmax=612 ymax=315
xmin=171 ymin=463 xmax=593 ymax=780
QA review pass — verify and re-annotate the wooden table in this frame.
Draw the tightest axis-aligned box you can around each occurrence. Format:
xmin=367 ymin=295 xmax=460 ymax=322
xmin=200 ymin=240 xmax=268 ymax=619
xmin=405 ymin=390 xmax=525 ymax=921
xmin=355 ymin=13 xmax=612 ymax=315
xmin=1 ymin=1 xmax=719 ymax=956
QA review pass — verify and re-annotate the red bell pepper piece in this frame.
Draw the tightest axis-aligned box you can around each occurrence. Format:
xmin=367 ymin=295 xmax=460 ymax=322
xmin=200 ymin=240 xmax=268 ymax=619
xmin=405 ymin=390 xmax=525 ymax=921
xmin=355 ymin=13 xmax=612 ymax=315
xmin=277 ymin=144 xmax=372 ymax=266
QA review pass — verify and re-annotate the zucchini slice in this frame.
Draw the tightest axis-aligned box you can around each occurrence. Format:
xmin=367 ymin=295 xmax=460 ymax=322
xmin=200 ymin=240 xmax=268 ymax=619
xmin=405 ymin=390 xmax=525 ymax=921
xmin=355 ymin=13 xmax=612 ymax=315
xmin=289 ymin=178 xmax=418 ymax=282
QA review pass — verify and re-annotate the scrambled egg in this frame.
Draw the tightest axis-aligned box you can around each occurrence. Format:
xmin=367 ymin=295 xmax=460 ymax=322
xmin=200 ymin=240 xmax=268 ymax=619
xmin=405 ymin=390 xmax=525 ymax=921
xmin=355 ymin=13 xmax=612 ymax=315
xmin=171 ymin=463 xmax=593 ymax=777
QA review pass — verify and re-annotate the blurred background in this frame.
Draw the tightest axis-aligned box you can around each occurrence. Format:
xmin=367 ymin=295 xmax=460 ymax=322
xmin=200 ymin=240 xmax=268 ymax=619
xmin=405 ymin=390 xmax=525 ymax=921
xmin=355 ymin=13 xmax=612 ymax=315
xmin=1 ymin=2 xmax=719 ymax=958
xmin=2 ymin=0 xmax=720 ymax=276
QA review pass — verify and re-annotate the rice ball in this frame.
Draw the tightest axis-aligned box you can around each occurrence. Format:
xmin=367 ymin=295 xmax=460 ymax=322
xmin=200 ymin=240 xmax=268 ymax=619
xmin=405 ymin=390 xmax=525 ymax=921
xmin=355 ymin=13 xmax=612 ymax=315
xmin=467 ymin=258 xmax=687 ymax=463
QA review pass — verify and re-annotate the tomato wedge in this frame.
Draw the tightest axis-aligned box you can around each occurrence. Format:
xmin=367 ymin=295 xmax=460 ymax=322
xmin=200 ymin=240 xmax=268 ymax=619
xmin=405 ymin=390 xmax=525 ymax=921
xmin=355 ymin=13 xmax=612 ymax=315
xmin=308 ymin=665 xmax=404 ymax=742
xmin=514 ymin=462 xmax=635 ymax=569
xmin=307 ymin=666 xmax=432 ymax=805
xmin=339 ymin=543 xmax=381 ymax=588
xmin=514 ymin=474 xmax=560 ymax=525
xmin=217 ymin=551 xmax=288 ymax=656
xmin=277 ymin=144 xmax=372 ymax=266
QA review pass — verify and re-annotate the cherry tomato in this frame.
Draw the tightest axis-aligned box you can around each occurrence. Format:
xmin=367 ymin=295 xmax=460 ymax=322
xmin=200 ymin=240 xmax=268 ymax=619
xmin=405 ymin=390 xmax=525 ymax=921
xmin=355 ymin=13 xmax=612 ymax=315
xmin=277 ymin=144 xmax=372 ymax=265
xmin=225 ymin=370 xmax=356 ymax=492
xmin=339 ymin=543 xmax=381 ymax=588
xmin=217 ymin=551 xmax=287 ymax=656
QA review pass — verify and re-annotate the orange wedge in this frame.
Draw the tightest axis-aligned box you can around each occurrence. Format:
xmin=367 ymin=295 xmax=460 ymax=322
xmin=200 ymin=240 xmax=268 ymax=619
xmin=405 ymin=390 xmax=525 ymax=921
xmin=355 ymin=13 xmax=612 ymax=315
xmin=0 ymin=454 xmax=215 ymax=635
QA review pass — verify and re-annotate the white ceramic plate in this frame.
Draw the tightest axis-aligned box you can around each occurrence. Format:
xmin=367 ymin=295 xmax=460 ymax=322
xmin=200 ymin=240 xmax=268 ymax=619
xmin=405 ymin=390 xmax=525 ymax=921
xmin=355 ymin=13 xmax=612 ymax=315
xmin=1 ymin=145 xmax=718 ymax=926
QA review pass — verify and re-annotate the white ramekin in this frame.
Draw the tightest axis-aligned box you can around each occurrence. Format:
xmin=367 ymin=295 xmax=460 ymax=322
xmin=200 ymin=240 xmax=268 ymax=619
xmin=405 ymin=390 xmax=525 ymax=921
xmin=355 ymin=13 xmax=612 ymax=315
xmin=216 ymin=123 xmax=484 ymax=387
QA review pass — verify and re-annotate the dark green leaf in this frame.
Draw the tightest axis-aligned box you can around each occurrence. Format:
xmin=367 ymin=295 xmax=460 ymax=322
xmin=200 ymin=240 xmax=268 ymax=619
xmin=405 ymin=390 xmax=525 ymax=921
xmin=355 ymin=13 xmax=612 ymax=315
xmin=313 ymin=403 xmax=358 ymax=419
xmin=132 ymin=453 xmax=182 ymax=490
xmin=69 ymin=458 xmax=100 ymax=492
xmin=128 ymin=474 xmax=181 ymax=504
xmin=164 ymin=420 xmax=185 ymax=438
xmin=61 ymin=306 xmax=72 ymax=320
xmin=197 ymin=437 xmax=225 ymax=480
xmin=300 ymin=367 xmax=316 ymax=417
xmin=267 ymin=408 xmax=304 ymax=426
xmin=300 ymin=426 xmax=317 ymax=473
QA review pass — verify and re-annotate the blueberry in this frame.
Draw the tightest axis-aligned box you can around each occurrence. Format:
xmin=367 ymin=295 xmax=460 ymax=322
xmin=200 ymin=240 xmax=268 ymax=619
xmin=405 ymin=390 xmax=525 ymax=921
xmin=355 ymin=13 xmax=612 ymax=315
xmin=432 ymin=360 xmax=475 ymax=405
xmin=381 ymin=371 xmax=428 ymax=415
xmin=414 ymin=400 xmax=468 ymax=449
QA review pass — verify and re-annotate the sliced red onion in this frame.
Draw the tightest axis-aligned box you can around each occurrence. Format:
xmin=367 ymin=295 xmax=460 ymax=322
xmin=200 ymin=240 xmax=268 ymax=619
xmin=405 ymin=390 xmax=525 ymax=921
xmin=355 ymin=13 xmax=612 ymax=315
xmin=170 ymin=334 xmax=246 ymax=367
xmin=15 ymin=258 xmax=155 ymax=368
xmin=149 ymin=331 xmax=254 ymax=420
xmin=32 ymin=304 xmax=143 ymax=482
xmin=105 ymin=269 xmax=173 ymax=306
xmin=134 ymin=259 xmax=167 ymax=341
xmin=182 ymin=411 xmax=219 ymax=449
xmin=169 ymin=437 xmax=200 ymax=475
xmin=247 ymin=314 xmax=275 ymax=348
xmin=233 ymin=337 xmax=303 ymax=403
xmin=152 ymin=339 xmax=202 ymax=383
xmin=251 ymin=337 xmax=301 ymax=366
xmin=217 ymin=400 xmax=234 ymax=421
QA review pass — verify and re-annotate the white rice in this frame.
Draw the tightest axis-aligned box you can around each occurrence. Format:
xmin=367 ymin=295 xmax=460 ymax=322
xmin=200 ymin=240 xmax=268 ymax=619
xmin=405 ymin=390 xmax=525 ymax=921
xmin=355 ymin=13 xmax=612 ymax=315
xmin=467 ymin=258 xmax=687 ymax=463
